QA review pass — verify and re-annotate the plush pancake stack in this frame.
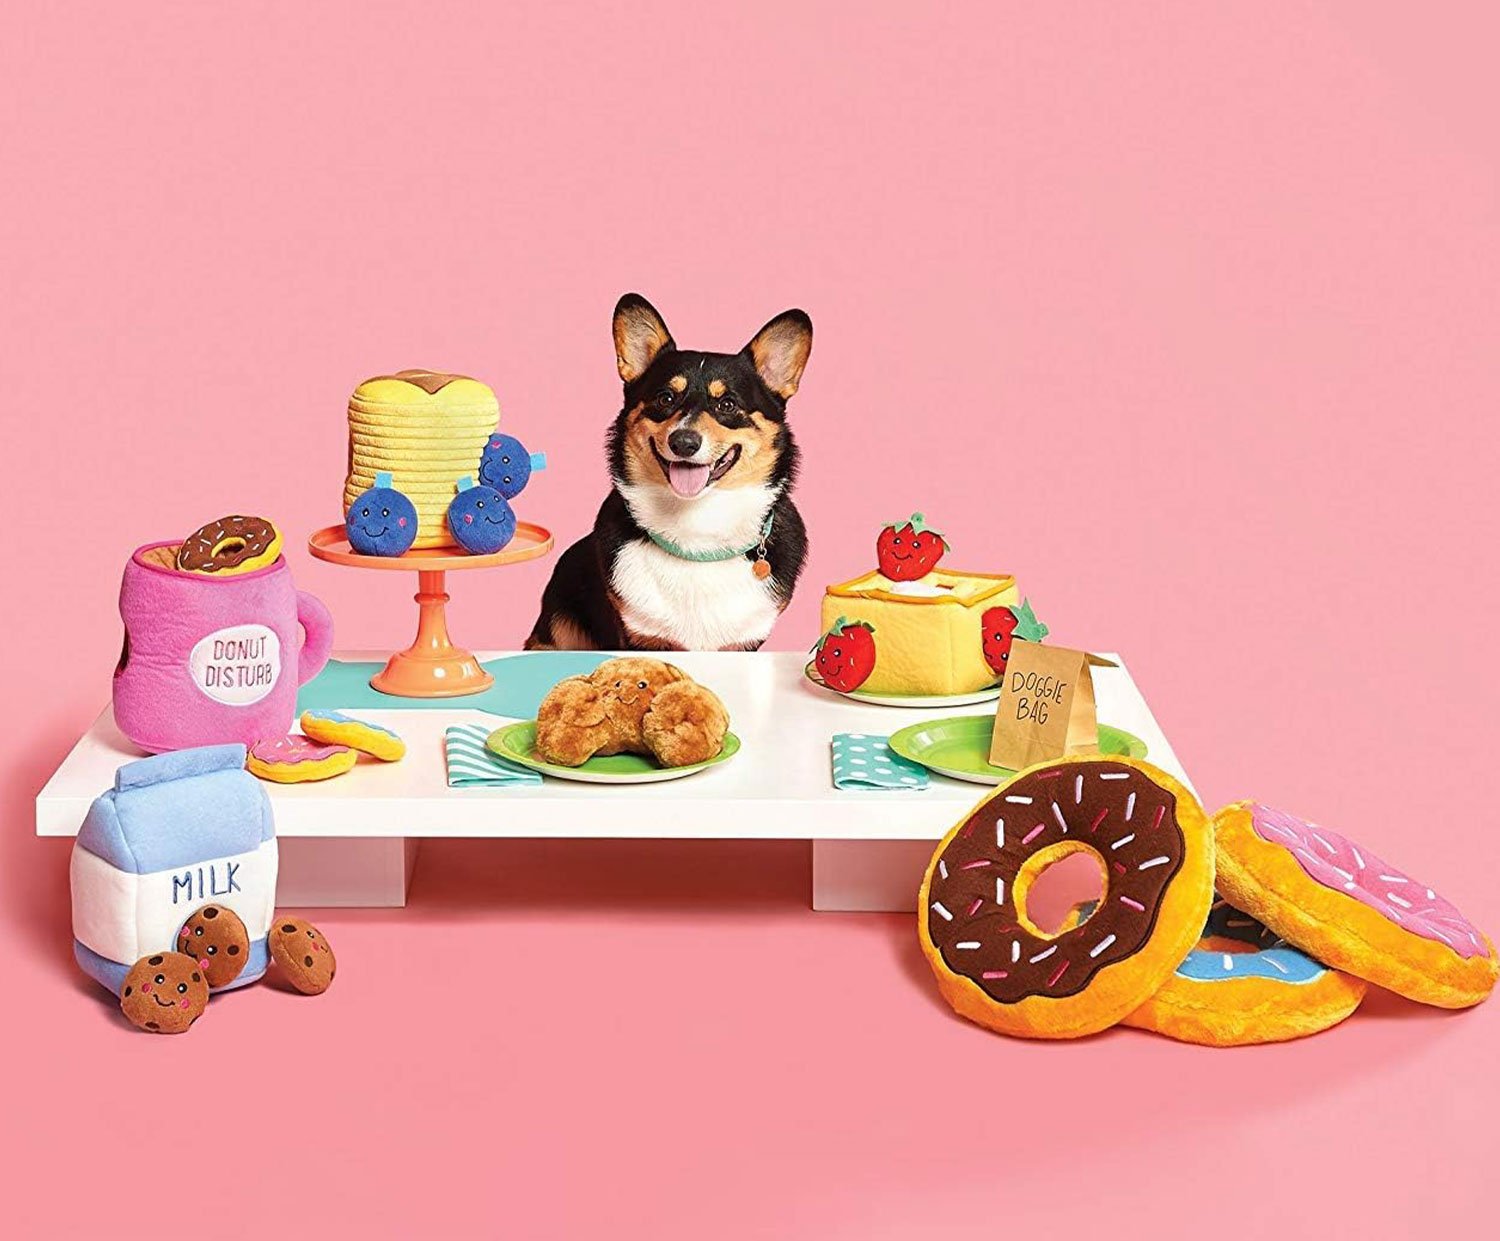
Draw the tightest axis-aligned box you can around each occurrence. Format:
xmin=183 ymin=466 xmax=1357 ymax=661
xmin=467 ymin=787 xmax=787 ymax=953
xmin=343 ymin=369 xmax=500 ymax=550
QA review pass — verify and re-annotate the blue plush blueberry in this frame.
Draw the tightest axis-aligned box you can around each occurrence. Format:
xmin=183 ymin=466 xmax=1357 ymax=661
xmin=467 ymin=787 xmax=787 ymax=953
xmin=447 ymin=476 xmax=516 ymax=555
xmin=478 ymin=432 xmax=547 ymax=500
xmin=346 ymin=472 xmax=418 ymax=556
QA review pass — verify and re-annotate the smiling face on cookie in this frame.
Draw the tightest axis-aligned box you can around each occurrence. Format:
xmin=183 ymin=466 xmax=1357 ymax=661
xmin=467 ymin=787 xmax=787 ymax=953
xmin=120 ymin=952 xmax=209 ymax=1034
xmin=269 ymin=917 xmax=337 ymax=995
xmin=177 ymin=904 xmax=250 ymax=989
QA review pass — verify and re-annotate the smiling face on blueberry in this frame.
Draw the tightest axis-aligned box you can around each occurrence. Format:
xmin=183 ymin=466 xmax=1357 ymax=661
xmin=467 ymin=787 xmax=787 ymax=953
xmin=479 ymin=433 xmax=534 ymax=500
xmin=347 ymin=477 xmax=419 ymax=557
xmin=447 ymin=477 xmax=517 ymax=555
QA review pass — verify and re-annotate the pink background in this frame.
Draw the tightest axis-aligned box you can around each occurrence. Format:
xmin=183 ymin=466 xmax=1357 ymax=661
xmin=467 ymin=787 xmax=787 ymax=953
xmin=3 ymin=2 xmax=1497 ymax=1237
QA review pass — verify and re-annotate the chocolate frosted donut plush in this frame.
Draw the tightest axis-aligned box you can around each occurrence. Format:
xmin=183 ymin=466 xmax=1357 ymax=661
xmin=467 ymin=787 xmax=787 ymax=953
xmin=176 ymin=515 xmax=283 ymax=575
xmin=1122 ymin=897 xmax=1366 ymax=1046
xmin=919 ymin=756 xmax=1214 ymax=1039
xmin=1213 ymin=801 xmax=1498 ymax=1009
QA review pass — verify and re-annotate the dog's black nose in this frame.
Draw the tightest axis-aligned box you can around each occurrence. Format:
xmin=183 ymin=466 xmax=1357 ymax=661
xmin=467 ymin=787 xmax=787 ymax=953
xmin=667 ymin=428 xmax=702 ymax=459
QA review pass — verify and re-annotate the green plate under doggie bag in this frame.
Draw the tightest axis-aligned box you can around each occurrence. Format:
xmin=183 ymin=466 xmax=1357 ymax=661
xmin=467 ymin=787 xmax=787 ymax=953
xmin=886 ymin=715 xmax=1147 ymax=785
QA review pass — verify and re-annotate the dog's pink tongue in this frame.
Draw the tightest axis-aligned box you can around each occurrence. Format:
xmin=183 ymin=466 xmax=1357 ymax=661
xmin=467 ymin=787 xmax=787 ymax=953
xmin=668 ymin=461 xmax=711 ymax=497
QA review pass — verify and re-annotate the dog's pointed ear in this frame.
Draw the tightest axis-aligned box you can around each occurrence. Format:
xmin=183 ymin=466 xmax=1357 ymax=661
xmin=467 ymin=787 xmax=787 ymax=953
xmin=613 ymin=294 xmax=674 ymax=384
xmin=743 ymin=309 xmax=812 ymax=400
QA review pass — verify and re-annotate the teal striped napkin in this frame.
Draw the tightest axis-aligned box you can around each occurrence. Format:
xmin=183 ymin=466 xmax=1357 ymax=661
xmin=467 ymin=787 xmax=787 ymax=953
xmin=444 ymin=723 xmax=542 ymax=788
xmin=831 ymin=733 xmax=929 ymax=790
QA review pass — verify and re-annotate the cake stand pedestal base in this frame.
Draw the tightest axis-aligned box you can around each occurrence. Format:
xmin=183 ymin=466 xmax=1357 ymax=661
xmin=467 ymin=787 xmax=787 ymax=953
xmin=370 ymin=569 xmax=494 ymax=698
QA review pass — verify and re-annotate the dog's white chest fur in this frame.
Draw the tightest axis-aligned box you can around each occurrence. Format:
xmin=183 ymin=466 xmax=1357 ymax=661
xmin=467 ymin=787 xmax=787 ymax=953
xmin=612 ymin=482 xmax=782 ymax=649
xmin=611 ymin=542 xmax=780 ymax=650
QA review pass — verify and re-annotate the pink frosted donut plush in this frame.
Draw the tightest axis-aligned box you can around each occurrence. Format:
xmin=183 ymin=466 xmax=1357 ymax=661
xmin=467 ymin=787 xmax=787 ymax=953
xmin=1214 ymin=801 xmax=1498 ymax=1009
xmin=246 ymin=735 xmax=356 ymax=784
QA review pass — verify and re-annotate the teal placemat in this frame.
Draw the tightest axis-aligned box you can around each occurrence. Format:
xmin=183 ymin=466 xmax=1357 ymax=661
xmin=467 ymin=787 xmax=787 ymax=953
xmin=831 ymin=733 xmax=929 ymax=791
xmin=297 ymin=652 xmax=610 ymax=719
xmin=445 ymin=723 xmax=542 ymax=787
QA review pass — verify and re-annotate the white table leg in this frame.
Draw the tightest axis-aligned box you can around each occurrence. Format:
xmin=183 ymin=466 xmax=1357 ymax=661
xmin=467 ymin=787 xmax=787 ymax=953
xmin=811 ymin=839 xmax=933 ymax=912
xmin=276 ymin=838 xmax=419 ymax=908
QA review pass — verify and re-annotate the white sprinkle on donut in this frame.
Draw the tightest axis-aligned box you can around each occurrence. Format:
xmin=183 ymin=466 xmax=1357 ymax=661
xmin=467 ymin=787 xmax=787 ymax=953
xmin=1138 ymin=856 xmax=1170 ymax=870
xmin=938 ymin=860 xmax=948 ymax=880
xmin=995 ymin=819 xmax=1005 ymax=849
xmin=1098 ymin=772 xmax=1129 ymax=780
xmin=995 ymin=877 xmax=1005 ymax=905
xmin=1074 ymin=774 xmax=1084 ymax=804
xmin=1111 ymin=833 xmax=1135 ymax=850
xmin=1125 ymin=792 xmax=1137 ymax=822
xmin=1089 ymin=934 xmax=1117 ymax=958
xmin=1030 ymin=946 xmax=1058 ymax=964
xmin=1051 ymin=802 xmax=1069 ymax=833
xmin=932 ymin=902 xmax=953 ymax=922
xmin=1006 ymin=795 xmax=1033 ymax=805
xmin=955 ymin=941 xmax=981 ymax=950
xmin=1011 ymin=941 xmax=1020 ymax=963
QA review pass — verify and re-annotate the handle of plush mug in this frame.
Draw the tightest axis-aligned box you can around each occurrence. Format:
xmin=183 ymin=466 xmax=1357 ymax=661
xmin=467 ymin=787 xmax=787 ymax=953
xmin=295 ymin=590 xmax=335 ymax=685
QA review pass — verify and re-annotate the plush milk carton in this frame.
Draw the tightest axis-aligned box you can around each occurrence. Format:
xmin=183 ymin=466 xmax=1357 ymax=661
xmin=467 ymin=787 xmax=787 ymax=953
xmin=71 ymin=745 xmax=278 ymax=994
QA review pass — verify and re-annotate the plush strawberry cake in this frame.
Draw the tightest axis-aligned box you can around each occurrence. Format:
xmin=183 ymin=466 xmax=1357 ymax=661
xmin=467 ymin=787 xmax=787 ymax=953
xmin=815 ymin=513 xmax=1038 ymax=697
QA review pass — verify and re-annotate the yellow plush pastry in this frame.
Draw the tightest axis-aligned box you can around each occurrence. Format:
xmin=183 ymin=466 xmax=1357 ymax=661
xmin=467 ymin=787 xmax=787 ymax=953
xmin=1121 ymin=897 xmax=1366 ymax=1046
xmin=820 ymin=569 xmax=1018 ymax=696
xmin=919 ymin=755 xmax=1214 ymax=1039
xmin=343 ymin=369 xmax=500 ymax=549
xmin=1212 ymin=801 xmax=1498 ymax=1009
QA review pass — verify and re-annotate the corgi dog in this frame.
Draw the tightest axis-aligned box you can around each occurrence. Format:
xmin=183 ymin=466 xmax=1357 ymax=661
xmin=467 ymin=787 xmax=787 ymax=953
xmin=526 ymin=294 xmax=812 ymax=651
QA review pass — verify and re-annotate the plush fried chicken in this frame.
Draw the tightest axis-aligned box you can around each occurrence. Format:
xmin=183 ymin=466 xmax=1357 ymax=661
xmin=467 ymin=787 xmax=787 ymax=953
xmin=534 ymin=658 xmax=729 ymax=767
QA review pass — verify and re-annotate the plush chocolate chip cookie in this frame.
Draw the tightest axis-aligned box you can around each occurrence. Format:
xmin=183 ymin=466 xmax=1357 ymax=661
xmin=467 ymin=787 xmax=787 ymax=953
xmin=269 ymin=916 xmax=337 ymax=994
xmin=120 ymin=952 xmax=209 ymax=1034
xmin=177 ymin=904 xmax=250 ymax=988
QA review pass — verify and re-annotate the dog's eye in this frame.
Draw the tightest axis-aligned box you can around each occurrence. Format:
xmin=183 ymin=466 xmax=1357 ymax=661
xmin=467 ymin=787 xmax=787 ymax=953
xmin=655 ymin=389 xmax=676 ymax=407
xmin=477 ymin=500 xmax=485 ymax=509
xmin=638 ymin=680 xmax=648 ymax=689
xmin=716 ymin=396 xmax=738 ymax=414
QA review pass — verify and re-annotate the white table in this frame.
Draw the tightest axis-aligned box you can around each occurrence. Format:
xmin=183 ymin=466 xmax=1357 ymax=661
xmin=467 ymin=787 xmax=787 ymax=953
xmin=35 ymin=651 xmax=1191 ymax=911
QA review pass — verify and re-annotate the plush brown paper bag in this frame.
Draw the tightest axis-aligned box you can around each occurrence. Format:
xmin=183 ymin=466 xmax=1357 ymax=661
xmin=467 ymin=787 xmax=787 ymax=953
xmin=989 ymin=643 xmax=1117 ymax=769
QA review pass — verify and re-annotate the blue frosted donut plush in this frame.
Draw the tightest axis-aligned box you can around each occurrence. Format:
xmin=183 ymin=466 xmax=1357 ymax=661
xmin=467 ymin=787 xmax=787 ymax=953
xmin=346 ymin=472 xmax=418 ymax=556
xmin=478 ymin=433 xmax=547 ymax=500
xmin=1122 ymin=897 xmax=1366 ymax=1045
xmin=447 ymin=476 xmax=516 ymax=555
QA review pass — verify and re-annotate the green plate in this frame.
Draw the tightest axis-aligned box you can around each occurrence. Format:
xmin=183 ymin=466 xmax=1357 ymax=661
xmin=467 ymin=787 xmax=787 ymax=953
xmin=485 ymin=721 xmax=742 ymax=784
xmin=887 ymin=715 xmax=1147 ymax=785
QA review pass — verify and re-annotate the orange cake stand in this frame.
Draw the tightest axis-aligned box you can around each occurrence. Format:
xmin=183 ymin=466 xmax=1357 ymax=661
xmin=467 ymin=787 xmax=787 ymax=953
xmin=308 ymin=523 xmax=554 ymax=698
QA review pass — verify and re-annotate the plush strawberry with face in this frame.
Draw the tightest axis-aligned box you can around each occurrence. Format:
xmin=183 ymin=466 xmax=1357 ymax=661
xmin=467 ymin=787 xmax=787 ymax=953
xmin=980 ymin=598 xmax=1049 ymax=677
xmin=876 ymin=512 xmax=948 ymax=581
xmin=814 ymin=617 xmax=877 ymax=692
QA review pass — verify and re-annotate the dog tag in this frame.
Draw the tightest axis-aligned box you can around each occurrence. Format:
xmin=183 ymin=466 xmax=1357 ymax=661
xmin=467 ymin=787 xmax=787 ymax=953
xmin=753 ymin=559 xmax=772 ymax=580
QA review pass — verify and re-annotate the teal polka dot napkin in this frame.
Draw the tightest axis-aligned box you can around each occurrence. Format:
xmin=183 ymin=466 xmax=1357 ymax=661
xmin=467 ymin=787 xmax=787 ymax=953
xmin=831 ymin=733 xmax=929 ymax=791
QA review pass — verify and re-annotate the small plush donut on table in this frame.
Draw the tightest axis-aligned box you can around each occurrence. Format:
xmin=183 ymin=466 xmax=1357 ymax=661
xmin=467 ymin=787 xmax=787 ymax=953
xmin=1122 ymin=898 xmax=1366 ymax=1045
xmin=246 ymin=735 xmax=357 ymax=784
xmin=1213 ymin=802 xmax=1498 ymax=1009
xmin=176 ymin=515 xmax=283 ymax=575
xmin=299 ymin=710 xmax=406 ymax=761
xmin=919 ymin=755 xmax=1214 ymax=1039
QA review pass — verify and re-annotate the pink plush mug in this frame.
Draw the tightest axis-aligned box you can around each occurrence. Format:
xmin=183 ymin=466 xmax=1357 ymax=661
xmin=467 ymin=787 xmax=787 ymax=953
xmin=113 ymin=541 xmax=334 ymax=753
